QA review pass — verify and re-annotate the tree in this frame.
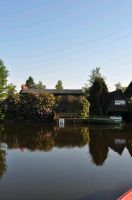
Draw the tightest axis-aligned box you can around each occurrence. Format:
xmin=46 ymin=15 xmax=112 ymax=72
xmin=82 ymin=83 xmax=89 ymax=98
xmin=89 ymin=67 xmax=102 ymax=86
xmin=26 ymin=76 xmax=35 ymax=89
xmin=55 ymin=80 xmax=63 ymax=89
xmin=0 ymin=59 xmax=8 ymax=98
xmin=35 ymin=81 xmax=46 ymax=89
xmin=115 ymin=82 xmax=126 ymax=92
xmin=6 ymin=83 xmax=17 ymax=97
xmin=89 ymin=77 xmax=108 ymax=115
xmin=115 ymin=82 xmax=122 ymax=90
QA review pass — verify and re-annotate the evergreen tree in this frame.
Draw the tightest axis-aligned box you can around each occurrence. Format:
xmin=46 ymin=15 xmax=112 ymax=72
xmin=26 ymin=76 xmax=35 ymax=89
xmin=89 ymin=67 xmax=102 ymax=86
xmin=89 ymin=77 xmax=108 ymax=115
xmin=55 ymin=80 xmax=63 ymax=89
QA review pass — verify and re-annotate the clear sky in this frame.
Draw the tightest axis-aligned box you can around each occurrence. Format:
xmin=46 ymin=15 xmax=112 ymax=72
xmin=0 ymin=0 xmax=132 ymax=91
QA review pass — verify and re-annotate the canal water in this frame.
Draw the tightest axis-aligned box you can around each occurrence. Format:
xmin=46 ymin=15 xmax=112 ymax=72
xmin=0 ymin=124 xmax=132 ymax=200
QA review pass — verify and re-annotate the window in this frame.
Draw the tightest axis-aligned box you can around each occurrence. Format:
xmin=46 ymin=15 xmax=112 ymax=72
xmin=115 ymin=100 xmax=126 ymax=105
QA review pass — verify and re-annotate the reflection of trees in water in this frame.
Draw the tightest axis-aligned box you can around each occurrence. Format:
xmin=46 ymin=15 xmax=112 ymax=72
xmin=89 ymin=129 xmax=108 ymax=166
xmin=0 ymin=125 xmax=89 ymax=151
xmin=0 ymin=124 xmax=132 ymax=170
xmin=1 ymin=125 xmax=55 ymax=151
xmin=0 ymin=126 xmax=7 ymax=178
xmin=89 ymin=125 xmax=132 ymax=166
xmin=55 ymin=127 xmax=89 ymax=148
xmin=0 ymin=149 xmax=6 ymax=178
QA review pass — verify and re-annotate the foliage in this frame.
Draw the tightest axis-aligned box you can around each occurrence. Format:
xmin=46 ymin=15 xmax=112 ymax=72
xmin=2 ymin=94 xmax=21 ymax=120
xmin=89 ymin=67 xmax=102 ymax=86
xmin=115 ymin=82 xmax=126 ymax=92
xmin=19 ymin=93 xmax=38 ymax=120
xmin=26 ymin=76 xmax=35 ymax=89
xmin=89 ymin=77 xmax=108 ymax=115
xmin=55 ymin=96 xmax=78 ymax=113
xmin=83 ymin=67 xmax=104 ymax=98
xmin=55 ymin=95 xmax=89 ymax=118
xmin=55 ymin=80 xmax=63 ymax=89
xmin=20 ymin=93 xmax=56 ymax=120
xmin=0 ymin=100 xmax=5 ymax=120
xmin=82 ymin=83 xmax=89 ymax=98
xmin=0 ymin=59 xmax=8 ymax=99
xmin=35 ymin=81 xmax=46 ymax=89
xmin=79 ymin=96 xmax=90 ymax=118
xmin=6 ymin=83 xmax=17 ymax=97
xmin=0 ymin=93 xmax=56 ymax=121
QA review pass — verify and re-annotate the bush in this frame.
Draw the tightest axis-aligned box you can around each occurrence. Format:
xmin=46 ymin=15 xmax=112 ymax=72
xmin=0 ymin=93 xmax=89 ymax=120
xmin=55 ymin=95 xmax=90 ymax=118
xmin=0 ymin=93 xmax=56 ymax=121
xmin=1 ymin=94 xmax=20 ymax=120
xmin=20 ymin=93 xmax=56 ymax=120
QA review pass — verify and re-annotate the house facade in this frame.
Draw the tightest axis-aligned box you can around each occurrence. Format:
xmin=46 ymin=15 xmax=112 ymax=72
xmin=20 ymin=88 xmax=83 ymax=97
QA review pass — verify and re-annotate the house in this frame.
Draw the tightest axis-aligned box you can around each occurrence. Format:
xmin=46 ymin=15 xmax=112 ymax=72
xmin=20 ymin=88 xmax=83 ymax=97
xmin=104 ymin=90 xmax=129 ymax=119
xmin=124 ymin=81 xmax=132 ymax=99
xmin=20 ymin=88 xmax=84 ymax=116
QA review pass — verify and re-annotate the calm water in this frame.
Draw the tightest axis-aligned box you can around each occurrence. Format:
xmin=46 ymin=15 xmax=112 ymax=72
xmin=0 ymin=123 xmax=132 ymax=200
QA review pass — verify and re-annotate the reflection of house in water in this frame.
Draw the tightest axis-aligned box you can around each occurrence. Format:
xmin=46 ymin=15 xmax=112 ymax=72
xmin=1 ymin=124 xmax=132 ymax=168
xmin=127 ymin=144 xmax=132 ymax=156
xmin=89 ymin=126 xmax=132 ymax=166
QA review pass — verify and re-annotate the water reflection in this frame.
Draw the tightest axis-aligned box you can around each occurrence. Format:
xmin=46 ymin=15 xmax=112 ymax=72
xmin=0 ymin=125 xmax=89 ymax=151
xmin=0 ymin=124 xmax=132 ymax=178
xmin=89 ymin=129 xmax=109 ymax=166
xmin=89 ymin=125 xmax=132 ymax=166
xmin=0 ymin=148 xmax=6 ymax=178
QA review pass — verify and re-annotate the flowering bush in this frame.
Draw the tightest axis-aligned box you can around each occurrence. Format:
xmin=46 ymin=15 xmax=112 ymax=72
xmin=0 ymin=93 xmax=56 ymax=121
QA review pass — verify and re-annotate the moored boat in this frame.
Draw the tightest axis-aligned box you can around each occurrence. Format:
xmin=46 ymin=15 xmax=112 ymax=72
xmin=88 ymin=116 xmax=122 ymax=125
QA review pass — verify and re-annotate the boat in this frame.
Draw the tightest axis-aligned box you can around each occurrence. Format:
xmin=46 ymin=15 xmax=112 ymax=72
xmin=88 ymin=116 xmax=122 ymax=125
xmin=117 ymin=189 xmax=132 ymax=200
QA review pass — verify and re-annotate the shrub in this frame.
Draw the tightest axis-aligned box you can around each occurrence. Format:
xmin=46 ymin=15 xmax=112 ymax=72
xmin=55 ymin=95 xmax=90 ymax=118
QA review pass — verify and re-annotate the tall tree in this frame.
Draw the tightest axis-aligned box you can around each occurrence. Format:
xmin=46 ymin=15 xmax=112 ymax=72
xmin=0 ymin=59 xmax=8 ymax=98
xmin=26 ymin=76 xmax=35 ymax=89
xmin=89 ymin=77 xmax=108 ymax=115
xmin=35 ymin=81 xmax=46 ymax=89
xmin=55 ymin=80 xmax=63 ymax=89
xmin=89 ymin=67 xmax=102 ymax=86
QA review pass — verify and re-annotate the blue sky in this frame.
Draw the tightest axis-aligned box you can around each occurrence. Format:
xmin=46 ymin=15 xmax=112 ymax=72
xmin=0 ymin=0 xmax=132 ymax=90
